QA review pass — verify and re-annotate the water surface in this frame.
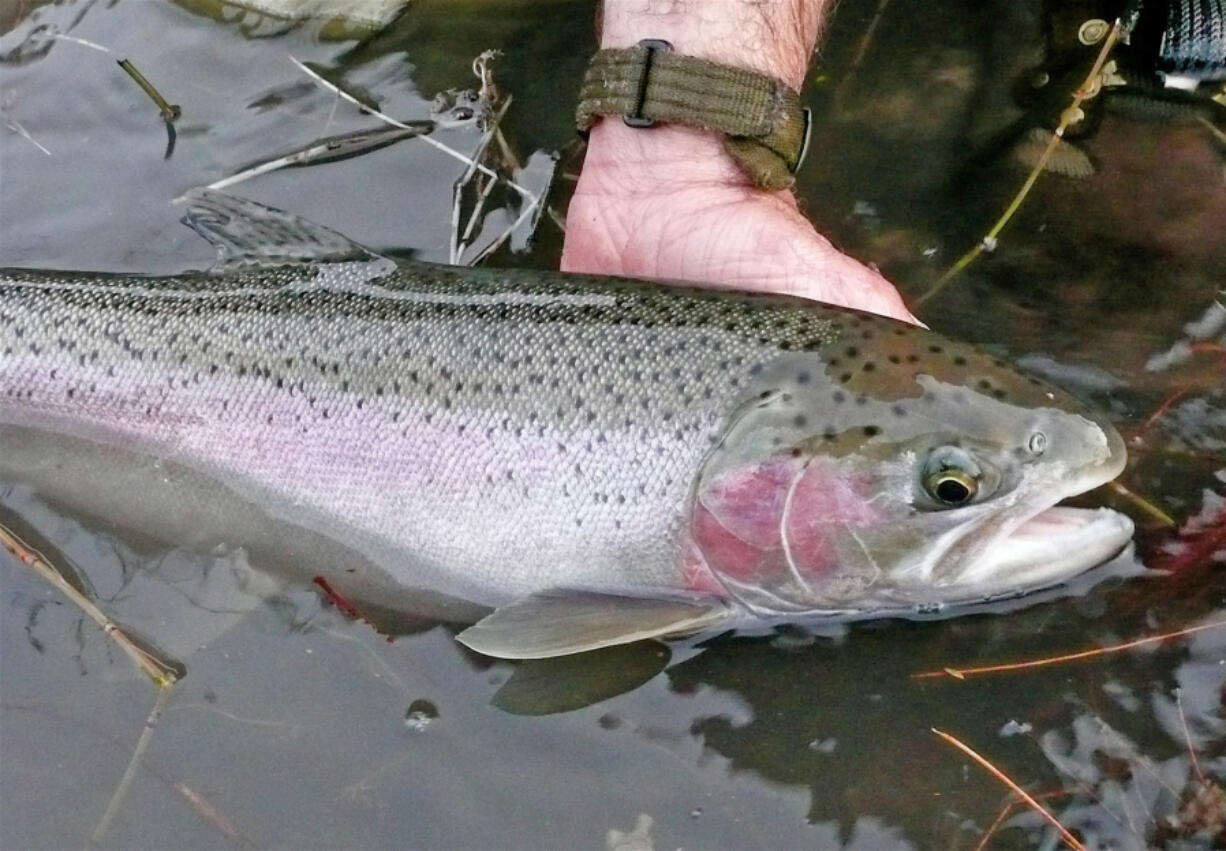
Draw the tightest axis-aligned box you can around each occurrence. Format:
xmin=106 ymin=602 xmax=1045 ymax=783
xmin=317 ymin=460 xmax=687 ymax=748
xmin=2 ymin=0 xmax=1223 ymax=848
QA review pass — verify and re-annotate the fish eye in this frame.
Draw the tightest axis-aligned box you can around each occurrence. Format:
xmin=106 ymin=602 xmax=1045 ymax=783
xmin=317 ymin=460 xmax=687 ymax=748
xmin=1028 ymin=432 xmax=1047 ymax=455
xmin=928 ymin=471 xmax=977 ymax=505
xmin=921 ymin=446 xmax=983 ymax=508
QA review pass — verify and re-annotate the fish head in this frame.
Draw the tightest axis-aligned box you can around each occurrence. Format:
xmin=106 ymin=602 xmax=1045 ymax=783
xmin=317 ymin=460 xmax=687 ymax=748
xmin=689 ymin=313 xmax=1132 ymax=616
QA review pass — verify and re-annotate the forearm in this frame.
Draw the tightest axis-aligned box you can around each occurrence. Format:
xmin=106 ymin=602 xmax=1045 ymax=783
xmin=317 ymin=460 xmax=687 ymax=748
xmin=598 ymin=0 xmax=828 ymax=90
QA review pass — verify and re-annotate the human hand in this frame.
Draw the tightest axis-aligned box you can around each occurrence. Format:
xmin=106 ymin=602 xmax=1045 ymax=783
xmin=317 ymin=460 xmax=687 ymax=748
xmin=562 ymin=0 xmax=918 ymax=326
xmin=562 ymin=122 xmax=918 ymax=324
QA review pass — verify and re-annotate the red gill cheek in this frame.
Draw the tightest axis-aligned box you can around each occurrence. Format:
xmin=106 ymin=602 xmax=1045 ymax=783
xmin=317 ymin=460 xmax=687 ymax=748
xmin=689 ymin=459 xmax=887 ymax=594
xmin=690 ymin=502 xmax=772 ymax=586
xmin=689 ymin=457 xmax=825 ymax=590
xmin=699 ymin=458 xmax=797 ymax=549
xmin=783 ymin=463 xmax=883 ymax=578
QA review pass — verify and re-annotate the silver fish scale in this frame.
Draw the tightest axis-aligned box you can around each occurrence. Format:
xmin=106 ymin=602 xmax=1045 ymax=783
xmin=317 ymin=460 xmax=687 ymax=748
xmin=0 ymin=263 xmax=843 ymax=603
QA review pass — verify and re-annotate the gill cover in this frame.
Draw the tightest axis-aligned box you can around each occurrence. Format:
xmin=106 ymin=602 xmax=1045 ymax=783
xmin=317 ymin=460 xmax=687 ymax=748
xmin=690 ymin=389 xmax=894 ymax=615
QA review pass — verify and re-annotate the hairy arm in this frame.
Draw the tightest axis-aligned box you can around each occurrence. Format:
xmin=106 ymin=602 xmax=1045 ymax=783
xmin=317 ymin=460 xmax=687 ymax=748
xmin=562 ymin=0 xmax=918 ymax=324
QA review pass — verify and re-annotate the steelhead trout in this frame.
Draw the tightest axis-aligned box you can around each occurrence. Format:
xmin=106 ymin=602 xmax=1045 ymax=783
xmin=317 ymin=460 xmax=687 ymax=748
xmin=0 ymin=192 xmax=1133 ymax=658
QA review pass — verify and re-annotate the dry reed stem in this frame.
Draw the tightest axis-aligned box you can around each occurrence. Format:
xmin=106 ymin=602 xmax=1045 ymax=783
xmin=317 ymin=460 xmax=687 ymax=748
xmin=914 ymin=619 xmax=1226 ymax=680
xmin=932 ymin=728 xmax=1086 ymax=850
xmin=91 ymin=685 xmax=175 ymax=843
xmin=975 ymin=789 xmax=1073 ymax=851
xmin=0 ymin=521 xmax=181 ymax=685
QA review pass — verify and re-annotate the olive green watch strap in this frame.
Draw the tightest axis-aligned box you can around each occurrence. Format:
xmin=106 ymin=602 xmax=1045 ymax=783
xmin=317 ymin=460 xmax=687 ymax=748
xmin=576 ymin=39 xmax=812 ymax=191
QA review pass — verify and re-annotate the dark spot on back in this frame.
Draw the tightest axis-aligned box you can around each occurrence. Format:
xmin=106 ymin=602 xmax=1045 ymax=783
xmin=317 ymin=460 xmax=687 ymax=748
xmin=863 ymin=426 xmax=880 ymax=437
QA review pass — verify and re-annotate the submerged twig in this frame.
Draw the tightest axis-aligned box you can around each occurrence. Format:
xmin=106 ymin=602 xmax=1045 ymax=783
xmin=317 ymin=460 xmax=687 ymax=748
xmin=833 ymin=0 xmax=892 ymax=109
xmin=201 ymin=123 xmax=431 ymax=194
xmin=917 ymin=18 xmax=1124 ymax=305
xmin=91 ymin=685 xmax=175 ymax=843
xmin=914 ymin=619 xmax=1226 ymax=680
xmin=0 ymin=521 xmax=182 ymax=685
xmin=175 ymin=782 xmax=252 ymax=848
xmin=932 ymin=728 xmax=1087 ymax=850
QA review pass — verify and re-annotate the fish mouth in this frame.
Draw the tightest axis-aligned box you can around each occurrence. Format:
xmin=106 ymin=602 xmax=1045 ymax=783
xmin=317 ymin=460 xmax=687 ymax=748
xmin=953 ymin=505 xmax=1135 ymax=594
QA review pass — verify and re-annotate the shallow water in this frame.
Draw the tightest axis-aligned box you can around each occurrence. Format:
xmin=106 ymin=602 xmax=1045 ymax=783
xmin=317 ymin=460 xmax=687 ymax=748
xmin=1 ymin=0 xmax=1224 ymax=849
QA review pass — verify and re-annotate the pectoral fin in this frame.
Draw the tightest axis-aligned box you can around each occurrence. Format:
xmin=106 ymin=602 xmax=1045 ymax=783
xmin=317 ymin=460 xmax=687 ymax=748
xmin=455 ymin=590 xmax=732 ymax=659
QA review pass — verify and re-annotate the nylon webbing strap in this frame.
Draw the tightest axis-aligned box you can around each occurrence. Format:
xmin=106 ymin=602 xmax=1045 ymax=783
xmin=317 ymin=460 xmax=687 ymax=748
xmin=576 ymin=40 xmax=812 ymax=191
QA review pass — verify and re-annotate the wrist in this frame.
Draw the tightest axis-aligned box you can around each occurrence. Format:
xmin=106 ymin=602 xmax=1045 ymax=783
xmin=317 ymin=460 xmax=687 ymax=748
xmin=580 ymin=121 xmax=756 ymax=193
xmin=598 ymin=0 xmax=824 ymax=90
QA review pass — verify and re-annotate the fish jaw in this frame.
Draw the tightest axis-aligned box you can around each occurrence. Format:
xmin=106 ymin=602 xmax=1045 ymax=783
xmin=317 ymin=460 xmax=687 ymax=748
xmin=947 ymin=506 xmax=1135 ymax=595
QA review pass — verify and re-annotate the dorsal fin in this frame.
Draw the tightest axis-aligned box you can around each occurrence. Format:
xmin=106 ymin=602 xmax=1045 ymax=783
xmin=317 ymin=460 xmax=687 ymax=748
xmin=179 ymin=189 xmax=391 ymax=271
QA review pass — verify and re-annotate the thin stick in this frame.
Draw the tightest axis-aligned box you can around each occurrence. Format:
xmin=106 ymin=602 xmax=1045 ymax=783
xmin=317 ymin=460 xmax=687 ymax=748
xmin=51 ymin=33 xmax=113 ymax=53
xmin=975 ymin=790 xmax=1074 ymax=851
xmin=175 ymin=783 xmax=250 ymax=847
xmin=914 ymin=619 xmax=1226 ymax=680
xmin=932 ymin=728 xmax=1086 ymax=851
xmin=464 ymin=190 xmax=544 ymax=267
xmin=0 ymin=522 xmax=181 ymax=685
xmin=916 ymin=19 xmax=1124 ymax=305
xmin=450 ymin=118 xmax=494 ymax=264
xmin=91 ymin=684 xmax=175 ymax=843
xmin=1174 ymin=688 xmax=1206 ymax=783
xmin=1135 ymin=386 xmax=1192 ymax=438
xmin=1108 ymin=481 xmax=1175 ymax=527
xmin=3 ymin=116 xmax=51 ymax=155
xmin=117 ymin=58 xmax=181 ymax=122
xmin=457 ymin=176 xmax=499 ymax=263
xmin=975 ymin=798 xmax=1022 ymax=851
xmin=833 ymin=0 xmax=892 ymax=109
